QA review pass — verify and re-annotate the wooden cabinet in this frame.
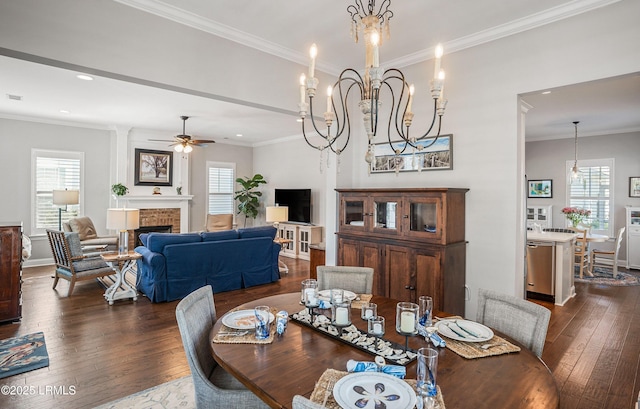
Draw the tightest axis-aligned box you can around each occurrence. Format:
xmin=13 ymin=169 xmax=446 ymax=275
xmin=277 ymin=223 xmax=323 ymax=261
xmin=337 ymin=188 xmax=468 ymax=316
xmin=0 ymin=223 xmax=23 ymax=323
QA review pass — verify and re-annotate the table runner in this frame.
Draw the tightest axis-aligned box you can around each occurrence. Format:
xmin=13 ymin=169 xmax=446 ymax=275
xmin=310 ymin=368 xmax=446 ymax=409
xmin=212 ymin=307 xmax=279 ymax=344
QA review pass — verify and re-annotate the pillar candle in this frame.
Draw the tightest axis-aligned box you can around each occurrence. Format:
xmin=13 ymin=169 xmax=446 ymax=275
xmin=335 ymin=307 xmax=349 ymax=325
xmin=373 ymin=322 xmax=383 ymax=335
xmin=400 ymin=311 xmax=415 ymax=333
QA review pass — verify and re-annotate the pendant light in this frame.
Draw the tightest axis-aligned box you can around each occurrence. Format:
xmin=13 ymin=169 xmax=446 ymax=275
xmin=569 ymin=121 xmax=583 ymax=185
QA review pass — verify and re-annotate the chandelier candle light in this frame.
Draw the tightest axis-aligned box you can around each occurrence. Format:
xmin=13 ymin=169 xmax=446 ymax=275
xmin=298 ymin=0 xmax=448 ymax=173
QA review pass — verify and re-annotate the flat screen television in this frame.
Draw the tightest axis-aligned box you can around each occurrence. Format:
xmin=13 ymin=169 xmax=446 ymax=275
xmin=274 ymin=189 xmax=311 ymax=224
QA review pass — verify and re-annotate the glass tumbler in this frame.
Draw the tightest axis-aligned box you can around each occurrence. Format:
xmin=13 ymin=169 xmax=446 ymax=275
xmin=418 ymin=296 xmax=433 ymax=327
xmin=254 ymin=305 xmax=271 ymax=340
xmin=416 ymin=347 xmax=438 ymax=407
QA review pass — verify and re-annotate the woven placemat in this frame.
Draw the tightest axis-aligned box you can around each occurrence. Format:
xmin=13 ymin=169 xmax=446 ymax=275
xmin=309 ymin=368 xmax=446 ymax=409
xmin=443 ymin=334 xmax=520 ymax=359
xmin=351 ymin=294 xmax=373 ymax=310
xmin=212 ymin=307 xmax=279 ymax=344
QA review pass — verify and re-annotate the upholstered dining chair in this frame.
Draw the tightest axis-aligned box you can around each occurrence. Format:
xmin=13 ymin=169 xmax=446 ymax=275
xmin=205 ymin=214 xmax=234 ymax=232
xmin=591 ymin=226 xmax=625 ymax=278
xmin=46 ymin=230 xmax=115 ymax=297
xmin=292 ymin=395 xmax=324 ymax=409
xmin=570 ymin=227 xmax=590 ymax=279
xmin=316 ymin=266 xmax=374 ymax=294
xmin=542 ymin=228 xmax=575 ymax=233
xmin=476 ymin=288 xmax=551 ymax=358
xmin=175 ymin=285 xmax=268 ymax=409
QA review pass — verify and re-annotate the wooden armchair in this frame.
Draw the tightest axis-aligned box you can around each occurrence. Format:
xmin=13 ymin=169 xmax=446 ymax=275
xmin=570 ymin=227 xmax=590 ymax=278
xmin=46 ymin=230 xmax=115 ymax=297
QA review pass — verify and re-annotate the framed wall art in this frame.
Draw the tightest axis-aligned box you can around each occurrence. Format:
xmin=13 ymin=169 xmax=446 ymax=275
xmin=370 ymin=134 xmax=452 ymax=173
xmin=527 ymin=179 xmax=552 ymax=198
xmin=134 ymin=148 xmax=173 ymax=186
xmin=630 ymin=177 xmax=640 ymax=198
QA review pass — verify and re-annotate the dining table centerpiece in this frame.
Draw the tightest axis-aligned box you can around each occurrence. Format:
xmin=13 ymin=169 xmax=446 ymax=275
xmin=562 ymin=206 xmax=591 ymax=227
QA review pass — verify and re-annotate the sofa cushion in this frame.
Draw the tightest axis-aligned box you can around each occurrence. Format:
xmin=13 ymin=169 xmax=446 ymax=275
xmin=68 ymin=217 xmax=98 ymax=240
xmin=201 ymin=230 xmax=239 ymax=242
xmin=237 ymin=226 xmax=277 ymax=240
xmin=139 ymin=233 xmax=150 ymax=247
xmin=146 ymin=233 xmax=202 ymax=253
xmin=64 ymin=232 xmax=84 ymax=257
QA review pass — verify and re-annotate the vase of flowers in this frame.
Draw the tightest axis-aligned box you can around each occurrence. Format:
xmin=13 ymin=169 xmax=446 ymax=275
xmin=562 ymin=207 xmax=591 ymax=228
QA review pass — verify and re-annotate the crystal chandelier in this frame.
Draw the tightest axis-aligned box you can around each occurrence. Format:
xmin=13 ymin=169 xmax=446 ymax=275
xmin=297 ymin=0 xmax=448 ymax=172
xmin=569 ymin=121 xmax=583 ymax=185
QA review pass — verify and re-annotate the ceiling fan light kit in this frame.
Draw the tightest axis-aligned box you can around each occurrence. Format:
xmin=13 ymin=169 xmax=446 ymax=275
xmin=149 ymin=115 xmax=215 ymax=152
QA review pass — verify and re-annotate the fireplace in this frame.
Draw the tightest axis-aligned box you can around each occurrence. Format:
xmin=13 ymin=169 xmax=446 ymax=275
xmin=133 ymin=225 xmax=172 ymax=248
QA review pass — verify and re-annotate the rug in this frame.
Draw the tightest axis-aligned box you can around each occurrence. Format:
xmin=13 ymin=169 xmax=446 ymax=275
xmin=93 ymin=376 xmax=195 ymax=409
xmin=0 ymin=332 xmax=49 ymax=379
xmin=574 ymin=266 xmax=640 ymax=286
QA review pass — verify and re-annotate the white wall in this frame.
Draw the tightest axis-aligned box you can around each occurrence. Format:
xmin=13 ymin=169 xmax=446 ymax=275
xmin=254 ymin=0 xmax=640 ymax=318
xmin=526 ymin=131 xmax=640 ymax=261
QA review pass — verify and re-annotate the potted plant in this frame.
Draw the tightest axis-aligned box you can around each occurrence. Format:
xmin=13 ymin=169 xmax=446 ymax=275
xmin=234 ymin=174 xmax=267 ymax=227
xmin=111 ymin=183 xmax=129 ymax=197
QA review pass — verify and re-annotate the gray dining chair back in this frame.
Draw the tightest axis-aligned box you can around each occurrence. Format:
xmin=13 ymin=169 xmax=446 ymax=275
xmin=175 ymin=285 xmax=268 ymax=409
xmin=292 ymin=395 xmax=325 ymax=409
xmin=542 ymin=228 xmax=574 ymax=233
xmin=590 ymin=226 xmax=625 ymax=277
xmin=316 ymin=266 xmax=374 ymax=294
xmin=476 ymin=288 xmax=551 ymax=358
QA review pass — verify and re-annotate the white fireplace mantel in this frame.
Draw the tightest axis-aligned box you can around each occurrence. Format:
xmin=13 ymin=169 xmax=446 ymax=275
xmin=119 ymin=195 xmax=193 ymax=233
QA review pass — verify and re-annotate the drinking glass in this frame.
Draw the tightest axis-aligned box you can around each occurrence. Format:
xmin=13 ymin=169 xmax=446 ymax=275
xmin=254 ymin=305 xmax=271 ymax=340
xmin=395 ymin=302 xmax=419 ymax=335
xmin=416 ymin=347 xmax=438 ymax=408
xmin=361 ymin=302 xmax=377 ymax=320
xmin=418 ymin=296 xmax=433 ymax=327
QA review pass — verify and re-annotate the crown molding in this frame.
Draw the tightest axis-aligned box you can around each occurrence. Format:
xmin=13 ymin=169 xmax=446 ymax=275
xmin=0 ymin=112 xmax=114 ymax=131
xmin=116 ymin=0 xmax=622 ymax=73
xmin=526 ymin=126 xmax=640 ymax=142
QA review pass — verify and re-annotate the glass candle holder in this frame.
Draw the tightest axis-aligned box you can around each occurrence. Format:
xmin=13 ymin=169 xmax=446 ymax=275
xmin=332 ymin=299 xmax=352 ymax=327
xmin=396 ymin=302 xmax=419 ymax=335
xmin=368 ymin=316 xmax=385 ymax=336
xmin=361 ymin=302 xmax=377 ymax=320
xmin=330 ymin=288 xmax=344 ymax=304
xmin=301 ymin=279 xmax=319 ymax=307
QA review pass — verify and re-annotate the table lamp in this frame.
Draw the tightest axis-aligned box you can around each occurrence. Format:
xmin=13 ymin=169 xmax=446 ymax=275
xmin=106 ymin=208 xmax=140 ymax=255
xmin=52 ymin=189 xmax=80 ymax=230
xmin=266 ymin=205 xmax=289 ymax=229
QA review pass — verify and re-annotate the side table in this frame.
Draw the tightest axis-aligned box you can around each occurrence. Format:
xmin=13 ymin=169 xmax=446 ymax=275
xmin=273 ymin=238 xmax=293 ymax=274
xmin=101 ymin=251 xmax=141 ymax=305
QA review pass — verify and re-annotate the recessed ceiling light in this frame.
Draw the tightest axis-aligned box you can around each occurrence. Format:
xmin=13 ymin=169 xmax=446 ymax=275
xmin=60 ymin=109 xmax=70 ymax=114
xmin=236 ymin=134 xmax=243 ymax=137
xmin=541 ymin=90 xmax=551 ymax=95
xmin=76 ymin=74 xmax=94 ymax=81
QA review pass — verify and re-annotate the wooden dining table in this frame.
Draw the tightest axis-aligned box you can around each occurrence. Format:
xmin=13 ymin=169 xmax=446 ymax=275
xmin=209 ymin=293 xmax=559 ymax=409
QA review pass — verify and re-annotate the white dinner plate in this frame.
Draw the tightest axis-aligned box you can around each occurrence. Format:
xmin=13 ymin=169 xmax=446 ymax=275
xmin=333 ymin=372 xmax=417 ymax=409
xmin=221 ymin=310 xmax=275 ymax=330
xmin=317 ymin=289 xmax=358 ymax=302
xmin=434 ymin=319 xmax=494 ymax=342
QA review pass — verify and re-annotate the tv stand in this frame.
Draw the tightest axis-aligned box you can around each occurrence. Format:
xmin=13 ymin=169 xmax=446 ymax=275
xmin=277 ymin=222 xmax=322 ymax=260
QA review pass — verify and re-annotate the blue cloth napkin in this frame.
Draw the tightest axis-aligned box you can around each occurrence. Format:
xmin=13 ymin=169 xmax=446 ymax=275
xmin=346 ymin=359 xmax=406 ymax=379
xmin=417 ymin=324 xmax=446 ymax=347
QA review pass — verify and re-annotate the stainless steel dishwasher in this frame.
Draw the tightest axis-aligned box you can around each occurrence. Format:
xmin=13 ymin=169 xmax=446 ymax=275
xmin=526 ymin=241 xmax=555 ymax=297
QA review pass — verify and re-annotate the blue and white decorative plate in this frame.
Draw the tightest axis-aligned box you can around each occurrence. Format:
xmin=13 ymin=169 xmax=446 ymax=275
xmin=333 ymin=372 xmax=416 ymax=409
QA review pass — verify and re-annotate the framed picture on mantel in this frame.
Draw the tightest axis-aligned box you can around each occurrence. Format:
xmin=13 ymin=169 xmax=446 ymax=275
xmin=527 ymin=179 xmax=552 ymax=198
xmin=134 ymin=148 xmax=173 ymax=186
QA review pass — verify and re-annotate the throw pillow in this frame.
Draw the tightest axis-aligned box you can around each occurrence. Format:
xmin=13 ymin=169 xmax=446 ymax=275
xmin=69 ymin=217 xmax=98 ymax=240
xmin=64 ymin=232 xmax=84 ymax=258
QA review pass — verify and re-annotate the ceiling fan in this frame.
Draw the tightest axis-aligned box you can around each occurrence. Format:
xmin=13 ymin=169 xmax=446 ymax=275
xmin=150 ymin=116 xmax=215 ymax=153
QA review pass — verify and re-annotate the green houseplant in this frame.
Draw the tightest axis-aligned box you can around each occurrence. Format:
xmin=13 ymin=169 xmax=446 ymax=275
xmin=234 ymin=174 xmax=267 ymax=227
xmin=111 ymin=183 xmax=129 ymax=196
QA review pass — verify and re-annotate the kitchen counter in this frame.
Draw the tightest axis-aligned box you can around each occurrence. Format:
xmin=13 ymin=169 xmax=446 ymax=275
xmin=527 ymin=231 xmax=578 ymax=306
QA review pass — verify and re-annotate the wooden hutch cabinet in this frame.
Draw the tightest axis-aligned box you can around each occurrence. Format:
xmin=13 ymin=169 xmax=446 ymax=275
xmin=0 ymin=223 xmax=23 ymax=323
xmin=336 ymin=188 xmax=468 ymax=316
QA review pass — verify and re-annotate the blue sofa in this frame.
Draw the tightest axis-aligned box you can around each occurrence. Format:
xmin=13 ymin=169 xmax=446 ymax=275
xmin=134 ymin=226 xmax=281 ymax=302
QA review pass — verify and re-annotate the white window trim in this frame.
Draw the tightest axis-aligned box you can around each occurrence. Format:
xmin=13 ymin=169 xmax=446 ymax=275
xmin=31 ymin=148 xmax=85 ymax=236
xmin=206 ymin=161 xmax=236 ymax=223
xmin=565 ymin=158 xmax=614 ymax=237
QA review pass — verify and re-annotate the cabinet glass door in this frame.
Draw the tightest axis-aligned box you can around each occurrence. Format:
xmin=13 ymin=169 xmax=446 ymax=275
xmin=341 ymin=197 xmax=367 ymax=231
xmin=373 ymin=198 xmax=398 ymax=234
xmin=404 ymin=197 xmax=442 ymax=242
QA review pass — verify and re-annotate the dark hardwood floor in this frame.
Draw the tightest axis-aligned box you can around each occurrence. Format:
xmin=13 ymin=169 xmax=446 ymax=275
xmin=1 ymin=259 xmax=639 ymax=408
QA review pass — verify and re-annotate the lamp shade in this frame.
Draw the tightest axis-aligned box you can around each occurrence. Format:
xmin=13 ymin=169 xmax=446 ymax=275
xmin=106 ymin=208 xmax=140 ymax=230
xmin=52 ymin=189 xmax=79 ymax=205
xmin=266 ymin=206 xmax=289 ymax=223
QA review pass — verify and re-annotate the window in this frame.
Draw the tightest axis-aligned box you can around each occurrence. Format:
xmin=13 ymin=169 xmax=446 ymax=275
xmin=32 ymin=149 xmax=83 ymax=235
xmin=207 ymin=162 xmax=235 ymax=216
xmin=566 ymin=158 xmax=614 ymax=236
